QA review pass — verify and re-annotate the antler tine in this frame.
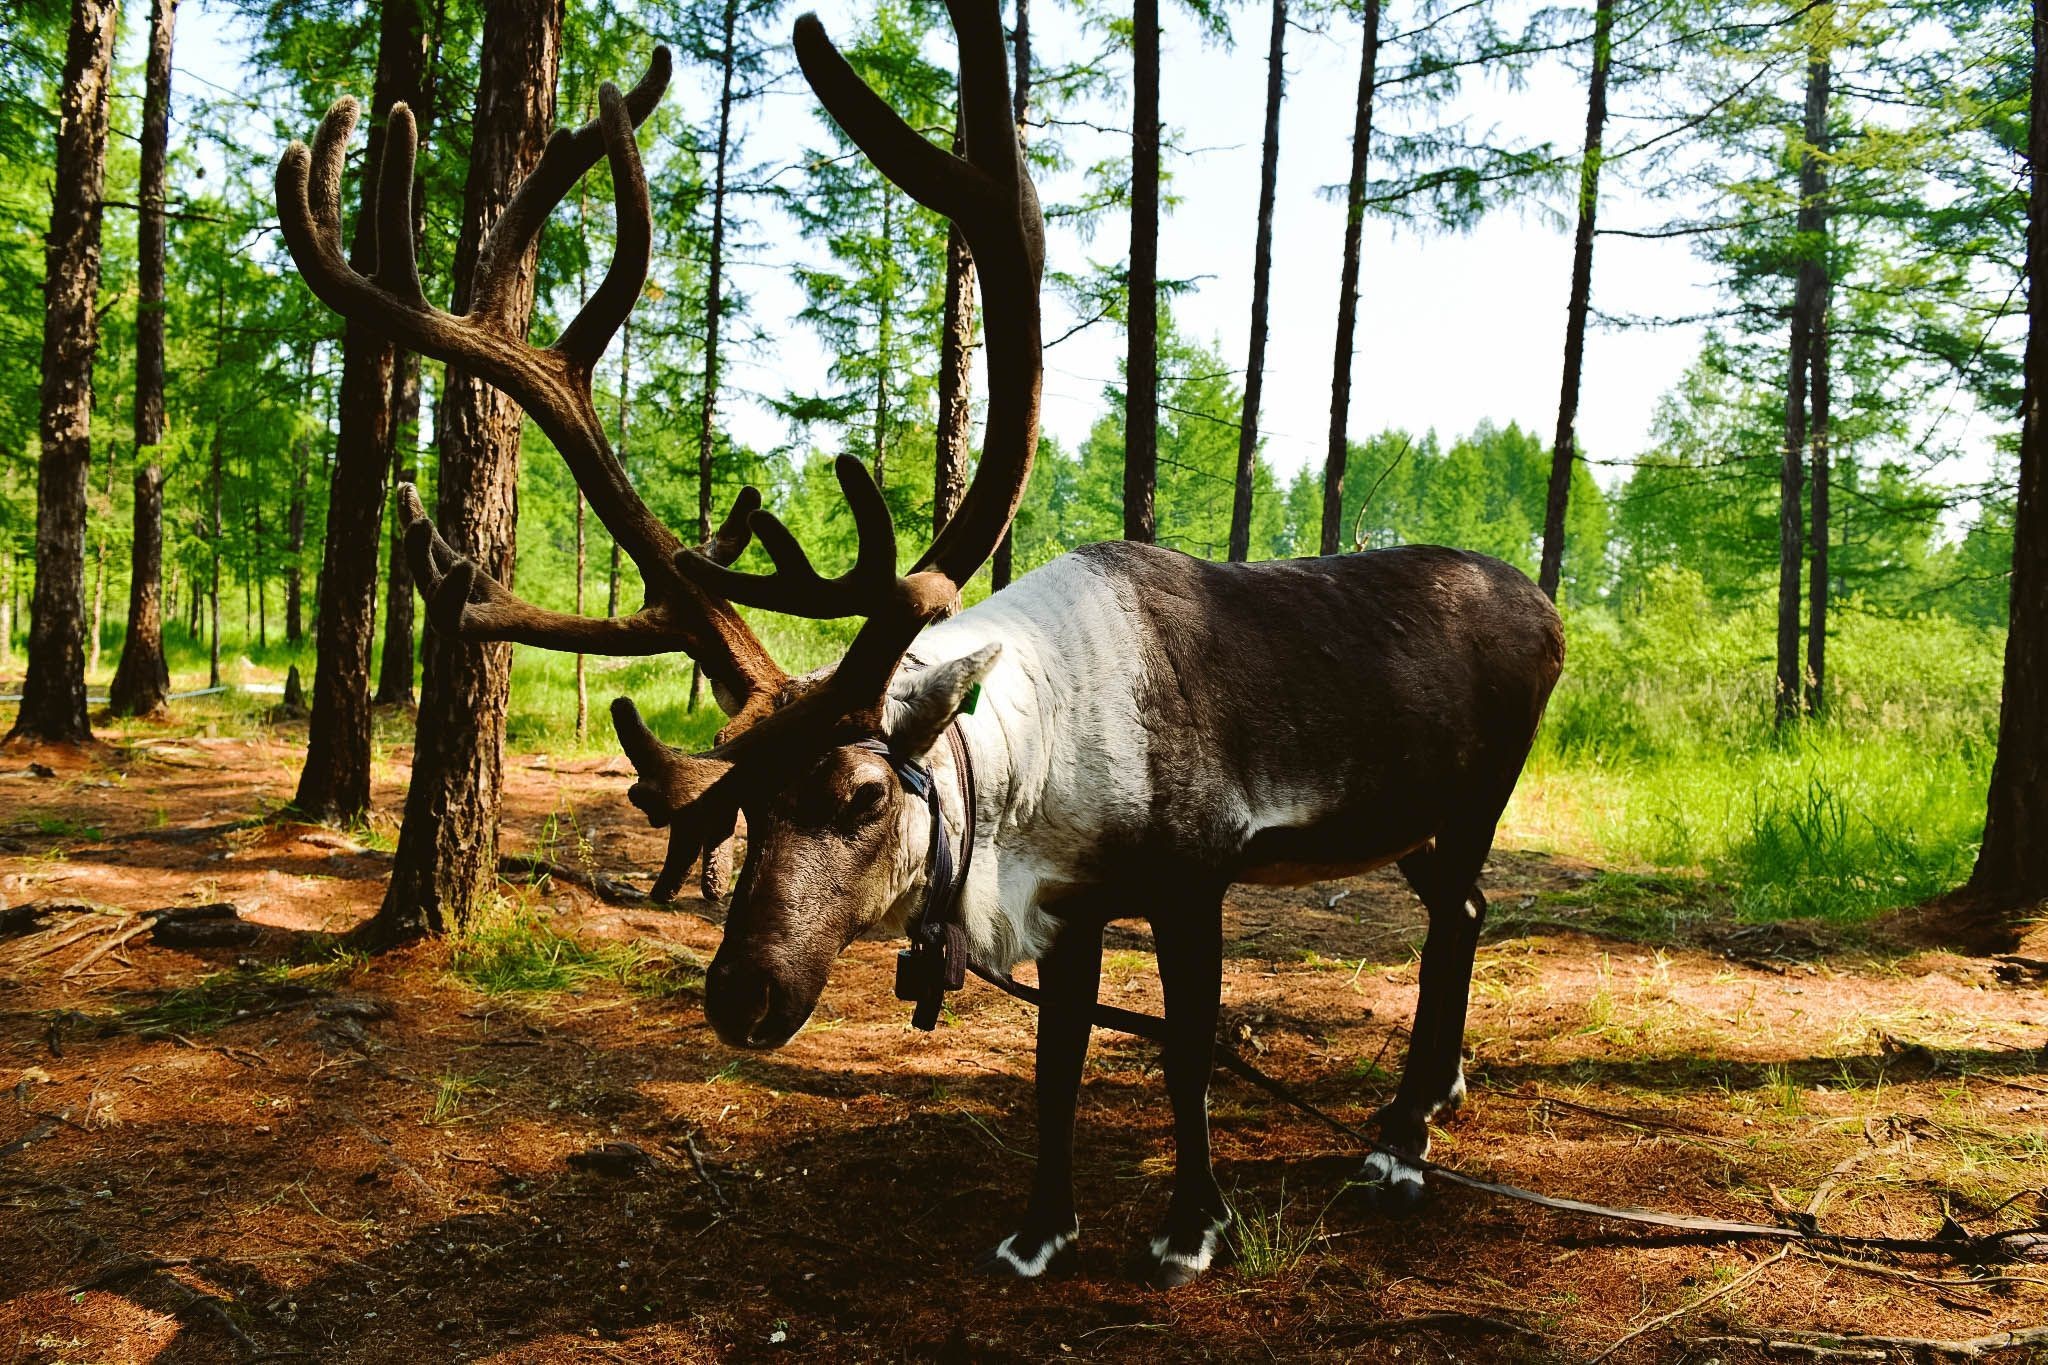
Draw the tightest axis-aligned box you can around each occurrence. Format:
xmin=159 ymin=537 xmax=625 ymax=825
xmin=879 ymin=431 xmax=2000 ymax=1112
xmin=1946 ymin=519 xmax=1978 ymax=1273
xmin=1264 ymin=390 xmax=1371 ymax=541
xmin=703 ymin=487 xmax=763 ymax=566
xmin=275 ymin=99 xmax=363 ymax=315
xmin=946 ymin=0 xmax=1023 ymax=191
xmin=396 ymin=482 xmax=732 ymax=657
xmin=373 ymin=104 xmax=427 ymax=309
xmin=473 ymin=47 xmax=672 ymax=330
xmin=553 ymin=82 xmax=652 ymax=371
xmin=792 ymin=15 xmax=983 ymax=224
xmin=679 ymin=457 xmax=898 ymax=617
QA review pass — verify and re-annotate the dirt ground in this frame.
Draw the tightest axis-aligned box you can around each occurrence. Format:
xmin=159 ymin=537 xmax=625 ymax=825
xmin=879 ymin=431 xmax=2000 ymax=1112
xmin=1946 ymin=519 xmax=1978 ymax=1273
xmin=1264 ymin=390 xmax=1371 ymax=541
xmin=2 ymin=714 xmax=2046 ymax=1363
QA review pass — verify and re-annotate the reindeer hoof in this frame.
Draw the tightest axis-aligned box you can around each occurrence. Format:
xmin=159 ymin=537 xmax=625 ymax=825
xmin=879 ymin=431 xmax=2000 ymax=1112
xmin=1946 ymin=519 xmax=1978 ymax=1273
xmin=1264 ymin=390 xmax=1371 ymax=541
xmin=974 ymin=1225 xmax=1076 ymax=1279
xmin=1355 ymin=1149 xmax=1428 ymax=1214
xmin=1142 ymin=1214 xmax=1229 ymax=1288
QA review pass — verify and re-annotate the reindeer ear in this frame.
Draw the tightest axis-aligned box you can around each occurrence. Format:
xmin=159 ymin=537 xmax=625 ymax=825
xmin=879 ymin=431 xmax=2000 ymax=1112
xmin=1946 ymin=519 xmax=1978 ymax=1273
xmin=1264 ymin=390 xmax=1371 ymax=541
xmin=884 ymin=643 xmax=1001 ymax=760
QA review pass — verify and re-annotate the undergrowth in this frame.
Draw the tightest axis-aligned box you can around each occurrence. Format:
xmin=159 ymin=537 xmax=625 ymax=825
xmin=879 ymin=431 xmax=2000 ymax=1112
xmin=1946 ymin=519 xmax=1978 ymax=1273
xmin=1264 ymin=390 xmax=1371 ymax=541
xmin=447 ymin=896 xmax=703 ymax=997
xmin=1513 ymin=569 xmax=2000 ymax=925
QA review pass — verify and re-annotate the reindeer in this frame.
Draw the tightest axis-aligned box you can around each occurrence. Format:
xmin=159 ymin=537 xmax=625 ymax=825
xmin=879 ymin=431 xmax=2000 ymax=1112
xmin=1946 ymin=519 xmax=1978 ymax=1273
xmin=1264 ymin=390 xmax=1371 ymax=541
xmin=276 ymin=0 xmax=1564 ymax=1288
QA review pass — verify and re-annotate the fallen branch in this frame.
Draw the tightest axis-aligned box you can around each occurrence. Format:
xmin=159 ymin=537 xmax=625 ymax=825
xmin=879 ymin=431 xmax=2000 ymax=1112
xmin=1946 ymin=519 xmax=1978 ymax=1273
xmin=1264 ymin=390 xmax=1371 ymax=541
xmin=497 ymin=853 xmax=650 ymax=907
xmin=1591 ymin=1246 xmax=1789 ymax=1361
xmin=1695 ymin=1326 xmax=2048 ymax=1359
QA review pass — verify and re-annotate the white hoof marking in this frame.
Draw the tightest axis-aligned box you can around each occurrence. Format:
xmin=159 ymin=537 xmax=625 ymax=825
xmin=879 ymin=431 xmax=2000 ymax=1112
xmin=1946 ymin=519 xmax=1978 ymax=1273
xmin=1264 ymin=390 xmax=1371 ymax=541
xmin=1149 ymin=1223 xmax=1222 ymax=1275
xmin=1361 ymin=1149 xmax=1425 ymax=1193
xmin=993 ymin=1229 xmax=1073 ymax=1278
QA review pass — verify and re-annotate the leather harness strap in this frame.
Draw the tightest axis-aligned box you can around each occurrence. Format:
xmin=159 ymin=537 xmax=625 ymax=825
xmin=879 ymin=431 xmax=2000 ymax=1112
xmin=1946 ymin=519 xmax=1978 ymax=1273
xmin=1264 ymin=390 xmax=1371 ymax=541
xmin=866 ymin=720 xmax=977 ymax=1030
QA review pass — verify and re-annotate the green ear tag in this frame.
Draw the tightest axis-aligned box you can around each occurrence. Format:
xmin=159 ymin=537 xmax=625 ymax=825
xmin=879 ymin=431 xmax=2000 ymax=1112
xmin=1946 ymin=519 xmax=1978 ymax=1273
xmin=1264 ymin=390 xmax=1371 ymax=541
xmin=961 ymin=682 xmax=982 ymax=716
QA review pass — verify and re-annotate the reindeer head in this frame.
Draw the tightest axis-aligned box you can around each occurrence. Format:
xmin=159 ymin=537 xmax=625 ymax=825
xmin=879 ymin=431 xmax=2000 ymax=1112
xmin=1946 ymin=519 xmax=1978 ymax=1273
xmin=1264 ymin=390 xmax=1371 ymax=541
xmin=276 ymin=1 xmax=1042 ymax=1050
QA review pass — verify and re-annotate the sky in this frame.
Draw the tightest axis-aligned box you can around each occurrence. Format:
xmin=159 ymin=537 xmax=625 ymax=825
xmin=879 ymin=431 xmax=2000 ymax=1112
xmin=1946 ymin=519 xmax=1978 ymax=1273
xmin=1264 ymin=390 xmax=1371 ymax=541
xmin=160 ymin=0 xmax=1990 ymax=498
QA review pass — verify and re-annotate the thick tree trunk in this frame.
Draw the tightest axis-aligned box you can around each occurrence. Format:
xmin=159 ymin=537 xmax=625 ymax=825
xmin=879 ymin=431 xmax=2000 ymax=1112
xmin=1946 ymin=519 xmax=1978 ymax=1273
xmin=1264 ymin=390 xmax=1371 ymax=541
xmin=1537 ymin=0 xmax=1612 ymax=602
xmin=991 ymin=0 xmax=1030 ymax=589
xmin=294 ymin=0 xmax=433 ymax=820
xmin=1124 ymin=0 xmax=1159 ymax=544
xmin=1806 ymin=309 xmax=1830 ymax=715
xmin=375 ymin=0 xmax=562 ymax=941
xmin=1320 ymin=0 xmax=1380 ymax=557
xmin=1228 ymin=0 xmax=1287 ymax=564
xmin=375 ymin=352 xmax=421 ymax=703
xmin=1961 ymin=0 xmax=2048 ymax=934
xmin=8 ymin=0 xmax=119 ymax=746
xmin=109 ymin=466 xmax=169 ymax=716
xmin=1776 ymin=45 xmax=1829 ymax=727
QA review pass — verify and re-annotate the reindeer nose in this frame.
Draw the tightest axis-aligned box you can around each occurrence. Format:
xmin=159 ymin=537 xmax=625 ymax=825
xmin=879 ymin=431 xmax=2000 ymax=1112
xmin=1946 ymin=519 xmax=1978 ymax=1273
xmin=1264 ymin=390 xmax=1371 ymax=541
xmin=705 ymin=956 xmax=780 ymax=1049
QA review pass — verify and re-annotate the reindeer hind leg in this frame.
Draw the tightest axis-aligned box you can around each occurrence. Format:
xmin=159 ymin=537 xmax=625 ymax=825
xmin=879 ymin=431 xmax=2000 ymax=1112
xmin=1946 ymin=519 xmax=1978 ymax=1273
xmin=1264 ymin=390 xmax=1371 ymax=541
xmin=1359 ymin=821 xmax=1495 ymax=1213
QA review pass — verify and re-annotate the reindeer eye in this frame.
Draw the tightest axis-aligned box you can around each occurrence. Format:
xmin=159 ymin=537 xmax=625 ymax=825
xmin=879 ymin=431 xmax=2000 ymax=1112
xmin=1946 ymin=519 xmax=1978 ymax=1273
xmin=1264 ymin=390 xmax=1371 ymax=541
xmin=844 ymin=779 xmax=890 ymax=825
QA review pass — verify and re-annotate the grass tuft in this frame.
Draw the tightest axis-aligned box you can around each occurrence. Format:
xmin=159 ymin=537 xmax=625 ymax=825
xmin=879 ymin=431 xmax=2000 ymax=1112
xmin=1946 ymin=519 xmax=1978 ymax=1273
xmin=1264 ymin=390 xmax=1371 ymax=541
xmin=447 ymin=898 xmax=702 ymax=997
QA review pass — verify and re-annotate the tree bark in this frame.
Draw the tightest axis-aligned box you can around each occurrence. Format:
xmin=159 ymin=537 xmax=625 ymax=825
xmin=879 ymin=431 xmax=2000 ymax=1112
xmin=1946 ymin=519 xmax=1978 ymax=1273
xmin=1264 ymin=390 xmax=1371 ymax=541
xmin=374 ymin=0 xmax=562 ymax=941
xmin=1320 ymin=0 xmax=1380 ymax=557
xmin=294 ymin=0 xmax=433 ymax=820
xmin=1537 ymin=0 xmax=1612 ymax=602
xmin=1777 ymin=43 xmax=1829 ymax=727
xmin=208 ymin=424 xmax=222 ymax=690
xmin=934 ymin=128 xmax=976 ymax=536
xmin=690 ymin=0 xmax=740 ymax=712
xmin=109 ymin=466 xmax=169 ymax=716
xmin=1961 ymin=0 xmax=2048 ymax=934
xmin=608 ymin=317 xmax=630 ymax=617
xmin=1124 ymin=0 xmax=1160 ymax=544
xmin=991 ymin=0 xmax=1030 ymax=589
xmin=375 ymin=352 xmax=421 ymax=703
xmin=1228 ymin=0 xmax=1287 ymax=564
xmin=8 ymin=0 xmax=119 ymax=746
xmin=1806 ymin=309 xmax=1830 ymax=715
xmin=87 ymin=444 xmax=114 ymax=678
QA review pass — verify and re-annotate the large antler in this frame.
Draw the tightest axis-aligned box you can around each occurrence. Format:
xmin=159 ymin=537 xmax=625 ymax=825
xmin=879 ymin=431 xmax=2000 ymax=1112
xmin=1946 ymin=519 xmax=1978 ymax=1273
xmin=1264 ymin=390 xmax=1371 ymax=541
xmin=275 ymin=49 xmax=788 ymax=726
xmin=677 ymin=0 xmax=1045 ymax=718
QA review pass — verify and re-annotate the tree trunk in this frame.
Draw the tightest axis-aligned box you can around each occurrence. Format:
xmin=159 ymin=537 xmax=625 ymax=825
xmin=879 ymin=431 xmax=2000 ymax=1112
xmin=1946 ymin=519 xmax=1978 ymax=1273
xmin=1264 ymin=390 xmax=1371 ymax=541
xmin=1320 ymin=0 xmax=1380 ymax=557
xmin=1806 ymin=309 xmax=1830 ymax=716
xmin=1124 ymin=0 xmax=1160 ymax=544
xmin=690 ymin=0 xmax=739 ymax=713
xmin=1776 ymin=44 xmax=1829 ymax=727
xmin=109 ymin=466 xmax=169 ymax=716
xmin=934 ymin=135 xmax=976 ymax=536
xmin=608 ymin=316 xmax=630 ymax=617
xmin=8 ymin=0 xmax=119 ymax=746
xmin=294 ymin=0 xmax=433 ymax=820
xmin=874 ymin=193 xmax=893 ymax=491
xmin=87 ymin=446 xmax=114 ymax=678
xmin=0 ymin=554 xmax=13 ymax=672
xmin=1961 ymin=0 xmax=2048 ymax=935
xmin=208 ymin=425 xmax=222 ymax=690
xmin=374 ymin=0 xmax=562 ymax=942
xmin=1228 ymin=0 xmax=1287 ymax=564
xmin=1537 ymin=0 xmax=1612 ymax=602
xmin=375 ymin=352 xmax=421 ymax=703
xmin=992 ymin=0 xmax=1030 ymax=589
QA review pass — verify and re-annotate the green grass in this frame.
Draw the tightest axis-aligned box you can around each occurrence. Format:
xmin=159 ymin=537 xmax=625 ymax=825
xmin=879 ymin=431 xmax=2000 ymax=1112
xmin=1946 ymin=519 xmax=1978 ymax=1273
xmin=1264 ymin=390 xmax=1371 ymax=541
xmin=447 ymin=897 xmax=703 ymax=997
xmin=1228 ymin=1182 xmax=1332 ymax=1279
xmin=123 ymin=952 xmax=366 ymax=1035
xmin=1512 ymin=575 xmax=2001 ymax=926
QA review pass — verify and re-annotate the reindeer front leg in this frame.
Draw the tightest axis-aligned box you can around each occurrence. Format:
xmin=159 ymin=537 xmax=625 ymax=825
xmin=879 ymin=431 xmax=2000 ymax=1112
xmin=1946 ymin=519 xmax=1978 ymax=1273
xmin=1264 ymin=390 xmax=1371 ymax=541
xmin=975 ymin=915 xmax=1102 ymax=1279
xmin=1146 ymin=894 xmax=1230 ymax=1288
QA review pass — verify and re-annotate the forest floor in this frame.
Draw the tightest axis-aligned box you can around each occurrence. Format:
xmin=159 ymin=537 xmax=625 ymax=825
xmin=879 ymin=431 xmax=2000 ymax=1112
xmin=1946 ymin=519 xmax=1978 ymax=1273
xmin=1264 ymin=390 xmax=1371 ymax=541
xmin=1 ymin=707 xmax=2046 ymax=1363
